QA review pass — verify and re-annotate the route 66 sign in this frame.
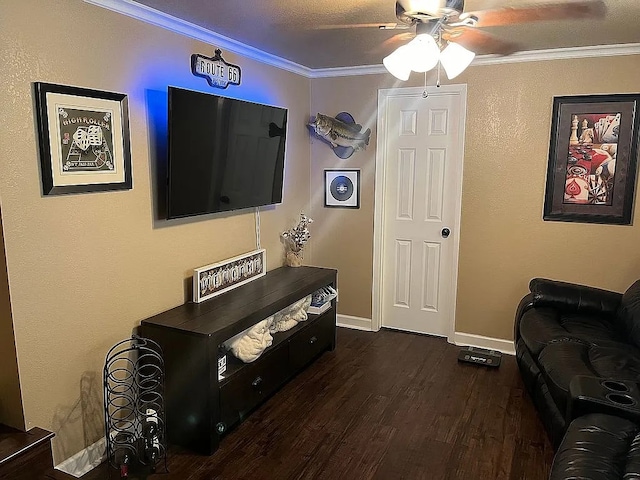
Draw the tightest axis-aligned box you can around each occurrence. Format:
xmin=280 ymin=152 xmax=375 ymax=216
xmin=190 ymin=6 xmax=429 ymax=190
xmin=191 ymin=49 xmax=241 ymax=89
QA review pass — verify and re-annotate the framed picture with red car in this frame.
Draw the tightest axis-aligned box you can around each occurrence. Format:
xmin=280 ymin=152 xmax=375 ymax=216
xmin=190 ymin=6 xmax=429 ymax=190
xmin=544 ymin=93 xmax=640 ymax=225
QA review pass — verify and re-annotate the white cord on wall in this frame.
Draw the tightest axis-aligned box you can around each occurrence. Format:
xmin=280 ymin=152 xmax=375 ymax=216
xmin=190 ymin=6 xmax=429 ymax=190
xmin=255 ymin=207 xmax=261 ymax=249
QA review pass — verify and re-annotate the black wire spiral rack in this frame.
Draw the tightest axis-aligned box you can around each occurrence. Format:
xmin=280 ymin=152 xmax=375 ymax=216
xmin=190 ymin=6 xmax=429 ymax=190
xmin=103 ymin=335 xmax=168 ymax=477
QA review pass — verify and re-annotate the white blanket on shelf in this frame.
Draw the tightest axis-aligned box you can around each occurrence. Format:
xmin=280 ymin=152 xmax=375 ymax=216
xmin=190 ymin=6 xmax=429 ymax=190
xmin=227 ymin=318 xmax=274 ymax=363
xmin=270 ymin=295 xmax=312 ymax=333
xmin=225 ymin=294 xmax=313 ymax=363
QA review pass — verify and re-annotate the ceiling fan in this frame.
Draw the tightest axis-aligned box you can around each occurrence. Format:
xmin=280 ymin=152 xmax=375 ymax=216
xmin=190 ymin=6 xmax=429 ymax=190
xmin=393 ymin=0 xmax=605 ymax=54
xmin=376 ymin=0 xmax=606 ymax=80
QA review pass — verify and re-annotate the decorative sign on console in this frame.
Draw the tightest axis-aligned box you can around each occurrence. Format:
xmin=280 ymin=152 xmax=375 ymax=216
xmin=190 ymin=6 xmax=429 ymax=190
xmin=193 ymin=249 xmax=265 ymax=303
xmin=191 ymin=49 xmax=241 ymax=89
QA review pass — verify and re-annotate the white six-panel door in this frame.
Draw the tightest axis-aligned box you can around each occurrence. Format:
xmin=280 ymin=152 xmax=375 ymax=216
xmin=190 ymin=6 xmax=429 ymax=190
xmin=373 ymin=85 xmax=466 ymax=338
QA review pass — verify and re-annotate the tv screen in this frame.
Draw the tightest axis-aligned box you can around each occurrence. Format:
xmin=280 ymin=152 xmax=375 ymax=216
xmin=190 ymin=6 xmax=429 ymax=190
xmin=167 ymin=87 xmax=287 ymax=219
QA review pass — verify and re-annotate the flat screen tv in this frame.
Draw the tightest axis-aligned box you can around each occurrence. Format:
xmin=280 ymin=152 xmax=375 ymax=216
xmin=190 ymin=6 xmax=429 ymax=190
xmin=167 ymin=87 xmax=287 ymax=219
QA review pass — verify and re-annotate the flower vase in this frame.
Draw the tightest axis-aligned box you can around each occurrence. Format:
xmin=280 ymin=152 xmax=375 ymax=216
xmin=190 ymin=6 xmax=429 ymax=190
xmin=285 ymin=249 xmax=304 ymax=267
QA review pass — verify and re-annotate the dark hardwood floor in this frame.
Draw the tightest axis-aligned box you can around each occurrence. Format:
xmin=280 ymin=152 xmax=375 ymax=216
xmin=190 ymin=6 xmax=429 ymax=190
xmin=82 ymin=327 xmax=554 ymax=480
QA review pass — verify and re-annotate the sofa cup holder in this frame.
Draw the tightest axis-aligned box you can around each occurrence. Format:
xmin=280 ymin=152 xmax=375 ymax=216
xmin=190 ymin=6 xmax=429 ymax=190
xmin=605 ymin=393 xmax=636 ymax=406
xmin=601 ymin=380 xmax=631 ymax=393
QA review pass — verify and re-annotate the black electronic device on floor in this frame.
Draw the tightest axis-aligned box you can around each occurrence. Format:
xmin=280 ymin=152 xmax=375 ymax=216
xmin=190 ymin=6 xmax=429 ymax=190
xmin=458 ymin=346 xmax=502 ymax=368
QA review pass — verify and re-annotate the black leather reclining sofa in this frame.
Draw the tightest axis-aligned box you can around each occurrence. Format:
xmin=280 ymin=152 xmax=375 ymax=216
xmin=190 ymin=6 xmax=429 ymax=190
xmin=515 ymin=277 xmax=640 ymax=478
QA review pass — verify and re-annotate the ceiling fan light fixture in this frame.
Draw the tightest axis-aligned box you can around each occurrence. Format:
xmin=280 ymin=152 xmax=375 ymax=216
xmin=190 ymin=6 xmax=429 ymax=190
xmin=440 ymin=41 xmax=475 ymax=79
xmin=406 ymin=33 xmax=439 ymax=72
xmin=383 ymin=45 xmax=413 ymax=81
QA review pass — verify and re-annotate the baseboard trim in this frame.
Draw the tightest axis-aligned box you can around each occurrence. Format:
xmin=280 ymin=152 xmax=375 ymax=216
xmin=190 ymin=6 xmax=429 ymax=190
xmin=454 ymin=332 xmax=515 ymax=355
xmin=55 ymin=437 xmax=106 ymax=478
xmin=337 ymin=314 xmax=372 ymax=331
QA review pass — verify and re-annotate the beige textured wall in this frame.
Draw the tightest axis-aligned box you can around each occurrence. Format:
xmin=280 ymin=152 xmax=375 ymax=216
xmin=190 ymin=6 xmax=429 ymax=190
xmin=310 ymin=75 xmax=396 ymax=318
xmin=0 ymin=0 xmax=310 ymax=462
xmin=455 ymin=56 xmax=640 ymax=339
xmin=310 ymin=55 xmax=640 ymax=337
xmin=3 ymin=0 xmax=640 ymax=465
xmin=0 ymin=210 xmax=25 ymax=430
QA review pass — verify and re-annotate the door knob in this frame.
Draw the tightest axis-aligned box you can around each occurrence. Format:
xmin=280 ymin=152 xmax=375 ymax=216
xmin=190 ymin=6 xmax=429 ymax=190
xmin=441 ymin=228 xmax=451 ymax=238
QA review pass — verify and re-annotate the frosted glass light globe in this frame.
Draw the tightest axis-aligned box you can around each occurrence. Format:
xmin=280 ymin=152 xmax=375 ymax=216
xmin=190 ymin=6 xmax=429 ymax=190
xmin=406 ymin=34 xmax=440 ymax=73
xmin=440 ymin=42 xmax=475 ymax=79
xmin=383 ymin=45 xmax=413 ymax=81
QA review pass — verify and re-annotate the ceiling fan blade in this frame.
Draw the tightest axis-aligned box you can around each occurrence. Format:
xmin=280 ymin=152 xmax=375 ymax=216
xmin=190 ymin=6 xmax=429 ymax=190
xmin=310 ymin=22 xmax=410 ymax=31
xmin=372 ymin=32 xmax=415 ymax=54
xmin=442 ymin=28 xmax=520 ymax=55
xmin=463 ymin=1 xmax=606 ymax=28
xmin=383 ymin=32 xmax=415 ymax=46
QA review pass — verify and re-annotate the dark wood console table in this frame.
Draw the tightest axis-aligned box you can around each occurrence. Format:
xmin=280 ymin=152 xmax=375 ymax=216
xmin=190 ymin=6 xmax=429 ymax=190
xmin=140 ymin=266 xmax=337 ymax=455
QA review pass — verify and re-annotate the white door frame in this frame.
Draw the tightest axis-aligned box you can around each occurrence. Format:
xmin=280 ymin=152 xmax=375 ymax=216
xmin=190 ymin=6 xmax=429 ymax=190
xmin=372 ymin=84 xmax=467 ymax=342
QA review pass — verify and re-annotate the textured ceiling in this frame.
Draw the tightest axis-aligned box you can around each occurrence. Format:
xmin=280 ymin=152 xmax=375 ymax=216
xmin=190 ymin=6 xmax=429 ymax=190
xmin=133 ymin=0 xmax=640 ymax=69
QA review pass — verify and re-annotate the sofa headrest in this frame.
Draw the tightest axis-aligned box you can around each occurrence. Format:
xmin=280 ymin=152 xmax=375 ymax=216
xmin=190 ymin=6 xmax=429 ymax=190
xmin=529 ymin=278 xmax=621 ymax=317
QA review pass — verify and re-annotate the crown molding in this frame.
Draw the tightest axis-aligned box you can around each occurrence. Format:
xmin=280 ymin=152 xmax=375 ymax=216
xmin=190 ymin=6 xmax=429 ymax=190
xmin=471 ymin=42 xmax=640 ymax=66
xmin=83 ymin=0 xmax=313 ymax=77
xmin=311 ymin=43 xmax=640 ymax=77
xmin=309 ymin=65 xmax=387 ymax=78
xmin=84 ymin=0 xmax=640 ymax=80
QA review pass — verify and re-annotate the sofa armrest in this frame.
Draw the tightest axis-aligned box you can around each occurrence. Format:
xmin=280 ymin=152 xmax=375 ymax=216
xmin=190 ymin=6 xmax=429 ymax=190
xmin=529 ymin=278 xmax=622 ymax=318
xmin=514 ymin=293 xmax=535 ymax=342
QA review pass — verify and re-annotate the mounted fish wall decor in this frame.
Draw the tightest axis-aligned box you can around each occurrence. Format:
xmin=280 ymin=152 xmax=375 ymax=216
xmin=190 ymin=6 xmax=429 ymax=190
xmin=308 ymin=112 xmax=371 ymax=159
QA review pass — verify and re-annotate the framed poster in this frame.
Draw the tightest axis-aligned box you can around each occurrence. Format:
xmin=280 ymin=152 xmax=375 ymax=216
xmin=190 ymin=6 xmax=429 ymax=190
xmin=544 ymin=94 xmax=640 ymax=225
xmin=34 ymin=82 xmax=132 ymax=195
xmin=324 ymin=169 xmax=360 ymax=209
xmin=193 ymin=249 xmax=266 ymax=303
